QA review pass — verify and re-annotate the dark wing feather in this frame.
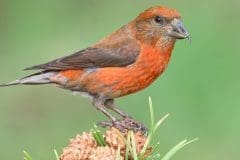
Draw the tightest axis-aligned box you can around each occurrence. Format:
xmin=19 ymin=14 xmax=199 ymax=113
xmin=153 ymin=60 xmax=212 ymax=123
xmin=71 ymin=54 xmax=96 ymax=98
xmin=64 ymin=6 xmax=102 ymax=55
xmin=25 ymin=38 xmax=140 ymax=71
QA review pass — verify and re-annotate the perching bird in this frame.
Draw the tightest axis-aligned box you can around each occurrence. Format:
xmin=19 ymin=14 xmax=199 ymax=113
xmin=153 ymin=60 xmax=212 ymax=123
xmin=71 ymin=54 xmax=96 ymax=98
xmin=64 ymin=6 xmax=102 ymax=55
xmin=0 ymin=6 xmax=190 ymax=133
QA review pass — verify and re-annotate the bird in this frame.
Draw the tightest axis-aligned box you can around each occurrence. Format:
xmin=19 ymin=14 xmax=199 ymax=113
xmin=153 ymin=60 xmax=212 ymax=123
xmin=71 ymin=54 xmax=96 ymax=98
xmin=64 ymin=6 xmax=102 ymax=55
xmin=0 ymin=6 xmax=190 ymax=133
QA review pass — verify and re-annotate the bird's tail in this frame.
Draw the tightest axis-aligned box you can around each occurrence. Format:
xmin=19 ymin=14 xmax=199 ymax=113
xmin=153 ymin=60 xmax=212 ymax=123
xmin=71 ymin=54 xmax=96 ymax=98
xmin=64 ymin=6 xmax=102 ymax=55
xmin=0 ymin=71 xmax=57 ymax=87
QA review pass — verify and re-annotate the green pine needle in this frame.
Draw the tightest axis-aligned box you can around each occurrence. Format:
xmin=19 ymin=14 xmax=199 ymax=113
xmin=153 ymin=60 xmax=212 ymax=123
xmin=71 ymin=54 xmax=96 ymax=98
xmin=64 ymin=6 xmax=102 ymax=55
xmin=125 ymin=133 xmax=131 ymax=160
xmin=91 ymin=125 xmax=107 ymax=146
xmin=148 ymin=96 xmax=155 ymax=129
xmin=145 ymin=153 xmax=161 ymax=160
xmin=140 ymin=97 xmax=169 ymax=157
xmin=54 ymin=149 xmax=59 ymax=160
xmin=130 ymin=131 xmax=139 ymax=160
xmin=116 ymin=146 xmax=122 ymax=160
xmin=151 ymin=142 xmax=160 ymax=155
xmin=23 ymin=150 xmax=33 ymax=160
xmin=161 ymin=138 xmax=199 ymax=160
xmin=139 ymin=97 xmax=197 ymax=160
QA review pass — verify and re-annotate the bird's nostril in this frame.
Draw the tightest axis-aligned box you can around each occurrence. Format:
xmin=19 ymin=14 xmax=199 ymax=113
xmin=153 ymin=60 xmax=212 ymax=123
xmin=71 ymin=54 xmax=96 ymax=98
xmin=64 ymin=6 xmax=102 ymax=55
xmin=179 ymin=26 xmax=187 ymax=33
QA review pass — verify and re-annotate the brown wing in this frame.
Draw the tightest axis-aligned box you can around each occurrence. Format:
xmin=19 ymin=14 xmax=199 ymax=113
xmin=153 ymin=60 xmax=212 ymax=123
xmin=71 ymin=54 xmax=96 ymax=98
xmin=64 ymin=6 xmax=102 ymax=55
xmin=25 ymin=34 xmax=140 ymax=71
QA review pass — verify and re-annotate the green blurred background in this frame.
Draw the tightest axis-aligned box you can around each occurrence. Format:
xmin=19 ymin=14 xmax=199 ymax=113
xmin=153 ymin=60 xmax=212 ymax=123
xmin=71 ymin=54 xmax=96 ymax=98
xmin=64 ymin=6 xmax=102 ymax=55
xmin=0 ymin=0 xmax=240 ymax=159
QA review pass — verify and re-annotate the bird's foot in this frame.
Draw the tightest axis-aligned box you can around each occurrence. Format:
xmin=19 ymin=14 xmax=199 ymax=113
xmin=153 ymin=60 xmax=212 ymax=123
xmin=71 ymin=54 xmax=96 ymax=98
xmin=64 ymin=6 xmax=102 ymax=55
xmin=98 ymin=117 xmax=148 ymax=135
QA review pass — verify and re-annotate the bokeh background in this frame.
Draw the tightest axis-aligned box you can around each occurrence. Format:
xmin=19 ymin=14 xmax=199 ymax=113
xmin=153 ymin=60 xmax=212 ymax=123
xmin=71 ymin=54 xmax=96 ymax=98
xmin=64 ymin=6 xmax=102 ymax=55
xmin=0 ymin=0 xmax=240 ymax=159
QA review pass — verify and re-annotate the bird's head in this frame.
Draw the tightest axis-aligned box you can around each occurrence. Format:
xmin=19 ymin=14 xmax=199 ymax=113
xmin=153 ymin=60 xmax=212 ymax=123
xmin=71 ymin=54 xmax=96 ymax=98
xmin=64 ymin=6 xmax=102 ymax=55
xmin=132 ymin=6 xmax=190 ymax=46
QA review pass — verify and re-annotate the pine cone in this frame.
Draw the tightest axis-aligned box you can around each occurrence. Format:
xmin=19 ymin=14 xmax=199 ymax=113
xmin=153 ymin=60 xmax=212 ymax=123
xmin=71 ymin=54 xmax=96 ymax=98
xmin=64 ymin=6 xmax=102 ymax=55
xmin=89 ymin=146 xmax=123 ymax=160
xmin=60 ymin=132 xmax=97 ymax=160
xmin=60 ymin=147 xmax=83 ymax=160
xmin=133 ymin=131 xmax=147 ymax=153
xmin=105 ymin=128 xmax=126 ymax=150
xmin=106 ymin=128 xmax=147 ymax=154
xmin=60 ymin=128 xmax=148 ymax=160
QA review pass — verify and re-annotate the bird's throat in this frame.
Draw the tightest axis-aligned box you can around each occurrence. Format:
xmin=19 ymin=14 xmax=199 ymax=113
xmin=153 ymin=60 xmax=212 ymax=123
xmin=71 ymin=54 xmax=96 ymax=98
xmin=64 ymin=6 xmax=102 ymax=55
xmin=134 ymin=41 xmax=174 ymax=69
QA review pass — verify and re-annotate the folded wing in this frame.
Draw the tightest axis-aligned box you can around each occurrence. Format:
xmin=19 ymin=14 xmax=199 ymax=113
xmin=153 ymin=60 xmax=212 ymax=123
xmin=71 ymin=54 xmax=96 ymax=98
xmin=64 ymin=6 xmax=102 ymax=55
xmin=25 ymin=38 xmax=140 ymax=70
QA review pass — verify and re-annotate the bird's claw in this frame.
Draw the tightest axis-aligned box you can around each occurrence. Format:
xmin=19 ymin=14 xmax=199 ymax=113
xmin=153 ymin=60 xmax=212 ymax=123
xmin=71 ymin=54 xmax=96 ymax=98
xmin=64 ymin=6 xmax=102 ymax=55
xmin=98 ymin=117 xmax=148 ymax=135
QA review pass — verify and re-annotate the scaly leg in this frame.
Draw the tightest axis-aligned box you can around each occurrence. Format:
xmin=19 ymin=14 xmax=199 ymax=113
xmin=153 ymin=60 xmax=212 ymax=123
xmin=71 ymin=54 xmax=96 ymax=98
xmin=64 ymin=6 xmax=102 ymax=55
xmin=104 ymin=99 xmax=130 ymax=118
xmin=96 ymin=98 xmax=148 ymax=135
xmin=92 ymin=97 xmax=117 ymax=122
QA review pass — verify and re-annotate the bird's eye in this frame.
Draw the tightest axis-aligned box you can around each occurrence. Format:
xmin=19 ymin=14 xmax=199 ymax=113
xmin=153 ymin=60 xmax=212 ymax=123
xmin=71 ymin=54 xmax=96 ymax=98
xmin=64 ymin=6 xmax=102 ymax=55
xmin=154 ymin=16 xmax=165 ymax=24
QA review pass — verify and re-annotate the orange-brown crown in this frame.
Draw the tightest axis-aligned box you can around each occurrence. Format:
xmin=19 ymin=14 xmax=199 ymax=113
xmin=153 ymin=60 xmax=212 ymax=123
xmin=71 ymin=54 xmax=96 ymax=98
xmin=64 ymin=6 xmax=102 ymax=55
xmin=138 ymin=6 xmax=181 ymax=20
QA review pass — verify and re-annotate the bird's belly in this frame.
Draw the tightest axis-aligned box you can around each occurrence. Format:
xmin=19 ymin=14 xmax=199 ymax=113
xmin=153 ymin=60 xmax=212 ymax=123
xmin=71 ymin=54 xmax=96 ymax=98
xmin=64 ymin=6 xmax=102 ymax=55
xmin=52 ymin=66 xmax=165 ymax=98
xmin=80 ymin=62 xmax=168 ymax=98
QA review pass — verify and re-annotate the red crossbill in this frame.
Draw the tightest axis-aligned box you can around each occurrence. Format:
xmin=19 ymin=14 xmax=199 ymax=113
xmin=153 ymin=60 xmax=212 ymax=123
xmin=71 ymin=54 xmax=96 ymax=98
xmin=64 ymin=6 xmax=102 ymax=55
xmin=0 ymin=6 xmax=190 ymax=133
